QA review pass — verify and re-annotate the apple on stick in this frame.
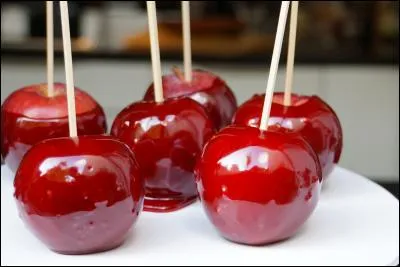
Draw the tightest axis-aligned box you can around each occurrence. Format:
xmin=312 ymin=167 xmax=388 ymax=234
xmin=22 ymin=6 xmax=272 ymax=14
xmin=13 ymin=1 xmax=144 ymax=254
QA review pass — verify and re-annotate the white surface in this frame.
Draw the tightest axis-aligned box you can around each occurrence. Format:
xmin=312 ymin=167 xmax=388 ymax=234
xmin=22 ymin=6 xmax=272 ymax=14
xmin=1 ymin=165 xmax=399 ymax=266
xmin=1 ymin=62 xmax=398 ymax=181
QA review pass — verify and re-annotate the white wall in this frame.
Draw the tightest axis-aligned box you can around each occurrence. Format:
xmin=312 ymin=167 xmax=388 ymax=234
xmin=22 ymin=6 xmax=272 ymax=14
xmin=1 ymin=59 xmax=398 ymax=182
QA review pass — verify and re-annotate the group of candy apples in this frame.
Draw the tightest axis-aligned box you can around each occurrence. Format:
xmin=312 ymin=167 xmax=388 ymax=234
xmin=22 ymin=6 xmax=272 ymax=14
xmin=1 ymin=1 xmax=342 ymax=255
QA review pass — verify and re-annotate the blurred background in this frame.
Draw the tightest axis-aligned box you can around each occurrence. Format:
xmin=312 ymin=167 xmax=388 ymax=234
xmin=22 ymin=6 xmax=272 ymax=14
xmin=1 ymin=1 xmax=399 ymax=197
xmin=1 ymin=1 xmax=398 ymax=61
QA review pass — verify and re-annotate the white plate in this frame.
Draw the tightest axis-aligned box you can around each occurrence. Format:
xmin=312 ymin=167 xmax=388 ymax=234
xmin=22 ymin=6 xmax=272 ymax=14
xmin=1 ymin=165 xmax=399 ymax=266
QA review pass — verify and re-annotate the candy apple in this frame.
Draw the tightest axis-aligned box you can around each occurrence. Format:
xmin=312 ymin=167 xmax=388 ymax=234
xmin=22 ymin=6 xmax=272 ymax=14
xmin=1 ymin=83 xmax=107 ymax=173
xmin=14 ymin=135 xmax=144 ymax=254
xmin=143 ymin=69 xmax=237 ymax=130
xmin=111 ymin=97 xmax=214 ymax=212
xmin=195 ymin=125 xmax=322 ymax=245
xmin=232 ymin=92 xmax=343 ymax=179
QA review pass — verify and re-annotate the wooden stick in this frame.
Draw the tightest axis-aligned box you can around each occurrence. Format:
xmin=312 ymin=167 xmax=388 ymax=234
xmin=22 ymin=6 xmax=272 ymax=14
xmin=283 ymin=1 xmax=299 ymax=106
xmin=146 ymin=1 xmax=164 ymax=103
xmin=60 ymin=1 xmax=77 ymax=137
xmin=182 ymin=1 xmax=192 ymax=83
xmin=259 ymin=1 xmax=290 ymax=131
xmin=46 ymin=1 xmax=54 ymax=97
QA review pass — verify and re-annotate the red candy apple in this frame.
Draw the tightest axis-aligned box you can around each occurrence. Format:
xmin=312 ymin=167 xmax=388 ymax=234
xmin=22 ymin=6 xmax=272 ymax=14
xmin=143 ymin=69 xmax=237 ymax=130
xmin=195 ymin=125 xmax=322 ymax=245
xmin=111 ymin=97 xmax=214 ymax=212
xmin=1 ymin=83 xmax=107 ymax=173
xmin=14 ymin=135 xmax=144 ymax=255
xmin=232 ymin=92 xmax=343 ymax=179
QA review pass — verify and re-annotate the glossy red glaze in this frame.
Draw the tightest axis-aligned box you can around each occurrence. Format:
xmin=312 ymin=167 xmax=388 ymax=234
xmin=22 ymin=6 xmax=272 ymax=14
xmin=143 ymin=69 xmax=237 ymax=129
xmin=111 ymin=97 xmax=214 ymax=212
xmin=232 ymin=92 xmax=343 ymax=179
xmin=1 ymin=83 xmax=107 ymax=173
xmin=195 ymin=125 xmax=322 ymax=245
xmin=14 ymin=135 xmax=144 ymax=255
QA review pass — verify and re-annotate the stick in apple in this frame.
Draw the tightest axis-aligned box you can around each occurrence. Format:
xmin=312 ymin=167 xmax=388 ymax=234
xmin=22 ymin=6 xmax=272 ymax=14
xmin=60 ymin=1 xmax=77 ymax=137
xmin=46 ymin=1 xmax=54 ymax=97
xmin=259 ymin=1 xmax=290 ymax=131
xmin=146 ymin=1 xmax=164 ymax=103
xmin=182 ymin=1 xmax=192 ymax=82
xmin=283 ymin=1 xmax=299 ymax=106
